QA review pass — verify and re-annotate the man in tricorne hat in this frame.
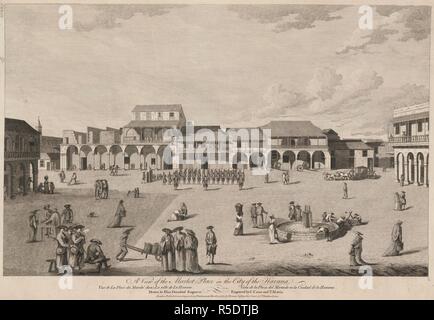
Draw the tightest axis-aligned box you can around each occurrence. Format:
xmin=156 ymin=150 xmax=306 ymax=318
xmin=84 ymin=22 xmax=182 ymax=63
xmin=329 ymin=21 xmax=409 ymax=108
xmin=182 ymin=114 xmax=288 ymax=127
xmin=86 ymin=239 xmax=109 ymax=272
xmin=256 ymin=202 xmax=268 ymax=228
xmin=42 ymin=207 xmax=61 ymax=236
xmin=250 ymin=203 xmax=257 ymax=228
xmin=349 ymin=231 xmax=366 ymax=266
xmin=116 ymin=227 xmax=134 ymax=262
xmin=55 ymin=225 xmax=70 ymax=272
xmin=27 ymin=210 xmax=39 ymax=243
xmin=173 ymin=227 xmax=186 ymax=271
xmin=160 ymin=228 xmax=176 ymax=271
xmin=205 ymin=226 xmax=217 ymax=264
xmin=69 ymin=224 xmax=86 ymax=269
xmin=383 ymin=220 xmax=404 ymax=257
xmin=61 ymin=204 xmax=74 ymax=225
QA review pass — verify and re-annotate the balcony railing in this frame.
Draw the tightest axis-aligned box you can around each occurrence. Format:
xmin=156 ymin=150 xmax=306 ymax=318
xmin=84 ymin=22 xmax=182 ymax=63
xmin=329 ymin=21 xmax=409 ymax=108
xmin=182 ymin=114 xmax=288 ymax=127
xmin=5 ymin=151 xmax=40 ymax=159
xmin=122 ymin=137 xmax=166 ymax=144
xmin=389 ymin=135 xmax=429 ymax=144
xmin=271 ymin=144 xmax=328 ymax=149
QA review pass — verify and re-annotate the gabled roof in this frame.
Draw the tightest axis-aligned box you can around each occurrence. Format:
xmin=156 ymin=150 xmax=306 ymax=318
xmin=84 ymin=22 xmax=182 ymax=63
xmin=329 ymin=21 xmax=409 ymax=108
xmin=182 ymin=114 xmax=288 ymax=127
xmin=132 ymin=104 xmax=184 ymax=113
xmin=261 ymin=121 xmax=326 ymax=137
xmin=5 ymin=118 xmax=41 ymax=135
xmin=330 ymin=140 xmax=373 ymax=150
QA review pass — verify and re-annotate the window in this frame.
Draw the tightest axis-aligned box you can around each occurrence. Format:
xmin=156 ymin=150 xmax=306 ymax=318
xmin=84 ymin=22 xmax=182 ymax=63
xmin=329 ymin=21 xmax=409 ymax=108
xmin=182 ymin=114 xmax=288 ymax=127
xmin=158 ymin=112 xmax=163 ymax=120
xmin=151 ymin=158 xmax=156 ymax=165
xmin=350 ymin=150 xmax=355 ymax=157
xmin=418 ymin=121 xmax=423 ymax=132
xmin=362 ymin=150 xmax=368 ymax=157
xmin=169 ymin=112 xmax=175 ymax=119
xmin=394 ymin=124 xmax=400 ymax=135
xmin=237 ymin=137 xmax=242 ymax=148
xmin=40 ymin=160 xmax=45 ymax=168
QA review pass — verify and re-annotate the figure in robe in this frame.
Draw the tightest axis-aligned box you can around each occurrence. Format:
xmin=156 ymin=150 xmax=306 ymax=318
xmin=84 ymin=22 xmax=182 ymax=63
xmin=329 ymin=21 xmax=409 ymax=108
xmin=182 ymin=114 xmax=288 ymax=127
xmin=160 ymin=228 xmax=176 ymax=271
xmin=394 ymin=192 xmax=402 ymax=211
xmin=383 ymin=221 xmax=404 ymax=257
xmin=183 ymin=229 xmax=202 ymax=273
xmin=107 ymin=200 xmax=126 ymax=228
xmin=268 ymin=215 xmax=278 ymax=244
xmin=173 ymin=227 xmax=186 ymax=272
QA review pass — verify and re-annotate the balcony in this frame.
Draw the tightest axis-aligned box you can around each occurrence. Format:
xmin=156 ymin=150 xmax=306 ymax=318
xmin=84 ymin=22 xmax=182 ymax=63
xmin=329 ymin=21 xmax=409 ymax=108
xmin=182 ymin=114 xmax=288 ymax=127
xmin=122 ymin=136 xmax=167 ymax=144
xmin=389 ymin=135 xmax=429 ymax=145
xmin=5 ymin=151 xmax=40 ymax=160
xmin=270 ymin=143 xmax=328 ymax=149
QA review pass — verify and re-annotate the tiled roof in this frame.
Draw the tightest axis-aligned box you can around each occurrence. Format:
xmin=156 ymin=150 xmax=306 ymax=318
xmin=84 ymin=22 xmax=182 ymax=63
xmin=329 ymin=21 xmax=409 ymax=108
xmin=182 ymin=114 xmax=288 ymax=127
xmin=261 ymin=121 xmax=326 ymax=137
xmin=132 ymin=104 xmax=183 ymax=112
xmin=5 ymin=118 xmax=40 ymax=135
xmin=330 ymin=140 xmax=373 ymax=150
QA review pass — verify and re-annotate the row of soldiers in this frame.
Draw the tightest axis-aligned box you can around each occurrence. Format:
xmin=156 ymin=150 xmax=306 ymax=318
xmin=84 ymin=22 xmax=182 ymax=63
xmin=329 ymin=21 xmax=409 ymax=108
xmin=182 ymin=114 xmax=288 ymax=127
xmin=162 ymin=168 xmax=245 ymax=186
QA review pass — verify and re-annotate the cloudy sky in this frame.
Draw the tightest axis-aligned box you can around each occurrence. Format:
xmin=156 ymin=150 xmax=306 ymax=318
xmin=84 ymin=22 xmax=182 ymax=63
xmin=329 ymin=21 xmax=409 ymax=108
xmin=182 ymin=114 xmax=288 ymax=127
xmin=4 ymin=4 xmax=431 ymax=138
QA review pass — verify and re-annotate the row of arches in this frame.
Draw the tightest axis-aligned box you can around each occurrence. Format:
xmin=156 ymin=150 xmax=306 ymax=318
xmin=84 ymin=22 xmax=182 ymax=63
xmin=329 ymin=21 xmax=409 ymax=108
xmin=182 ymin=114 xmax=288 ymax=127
xmin=62 ymin=145 xmax=329 ymax=171
xmin=4 ymin=161 xmax=38 ymax=199
xmin=270 ymin=150 xmax=327 ymax=170
xmin=64 ymin=145 xmax=174 ymax=171
xmin=395 ymin=151 xmax=429 ymax=186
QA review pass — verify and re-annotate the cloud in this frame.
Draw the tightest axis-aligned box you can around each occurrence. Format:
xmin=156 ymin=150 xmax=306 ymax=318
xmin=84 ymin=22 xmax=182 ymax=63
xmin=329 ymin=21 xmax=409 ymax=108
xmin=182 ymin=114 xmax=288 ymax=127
xmin=306 ymin=67 xmax=343 ymax=100
xmin=258 ymin=83 xmax=311 ymax=117
xmin=73 ymin=5 xmax=183 ymax=32
xmin=337 ymin=6 xmax=430 ymax=55
xmin=228 ymin=5 xmax=346 ymax=32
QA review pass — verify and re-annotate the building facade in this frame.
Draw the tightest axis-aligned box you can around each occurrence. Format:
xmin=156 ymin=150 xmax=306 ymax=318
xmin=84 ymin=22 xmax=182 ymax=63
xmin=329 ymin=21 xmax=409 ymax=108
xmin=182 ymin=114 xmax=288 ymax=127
xmin=4 ymin=118 xmax=40 ymax=198
xmin=40 ymin=136 xmax=63 ymax=171
xmin=60 ymin=105 xmax=331 ymax=171
xmin=329 ymin=139 xmax=374 ymax=170
xmin=389 ymin=102 xmax=429 ymax=186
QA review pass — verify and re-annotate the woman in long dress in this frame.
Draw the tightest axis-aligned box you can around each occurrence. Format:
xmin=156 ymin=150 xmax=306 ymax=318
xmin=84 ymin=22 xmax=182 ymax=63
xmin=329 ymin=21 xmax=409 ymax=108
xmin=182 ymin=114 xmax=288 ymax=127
xmin=268 ymin=215 xmax=278 ymax=244
xmin=383 ymin=220 xmax=404 ymax=256
xmin=107 ymin=200 xmax=126 ymax=228
xmin=184 ymin=229 xmax=202 ymax=273
xmin=233 ymin=203 xmax=244 ymax=236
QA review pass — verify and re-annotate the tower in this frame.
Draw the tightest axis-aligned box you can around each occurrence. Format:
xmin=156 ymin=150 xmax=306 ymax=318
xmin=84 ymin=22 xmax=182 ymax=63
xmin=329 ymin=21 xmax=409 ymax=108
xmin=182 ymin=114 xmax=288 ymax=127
xmin=36 ymin=117 xmax=42 ymax=134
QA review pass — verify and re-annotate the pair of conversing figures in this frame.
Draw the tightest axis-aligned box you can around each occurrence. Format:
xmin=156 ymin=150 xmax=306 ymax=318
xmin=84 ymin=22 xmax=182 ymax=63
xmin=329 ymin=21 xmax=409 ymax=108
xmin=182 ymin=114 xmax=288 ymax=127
xmin=159 ymin=226 xmax=217 ymax=272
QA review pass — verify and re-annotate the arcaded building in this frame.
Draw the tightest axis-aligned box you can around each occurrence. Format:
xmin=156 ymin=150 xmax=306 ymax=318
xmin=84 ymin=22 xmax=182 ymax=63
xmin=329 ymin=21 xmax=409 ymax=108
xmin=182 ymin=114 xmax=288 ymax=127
xmin=4 ymin=118 xmax=40 ymax=198
xmin=389 ymin=102 xmax=429 ymax=186
xmin=60 ymin=104 xmax=331 ymax=171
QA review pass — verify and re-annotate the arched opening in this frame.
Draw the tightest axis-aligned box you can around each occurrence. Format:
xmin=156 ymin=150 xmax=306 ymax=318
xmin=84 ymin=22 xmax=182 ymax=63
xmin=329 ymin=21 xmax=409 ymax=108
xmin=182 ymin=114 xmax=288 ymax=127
xmin=282 ymin=150 xmax=296 ymax=170
xmin=141 ymin=145 xmax=158 ymax=170
xmin=396 ymin=152 xmax=405 ymax=182
xmin=270 ymin=150 xmax=281 ymax=169
xmin=80 ymin=145 xmax=93 ymax=170
xmin=66 ymin=145 xmax=79 ymax=171
xmin=407 ymin=153 xmax=415 ymax=184
xmin=16 ymin=162 xmax=26 ymax=194
xmin=249 ymin=152 xmax=265 ymax=168
xmin=312 ymin=151 xmax=326 ymax=169
xmin=416 ymin=153 xmax=425 ymax=185
xmin=125 ymin=145 xmax=139 ymax=170
xmin=4 ymin=163 xmax=14 ymax=199
xmin=232 ymin=152 xmax=248 ymax=170
xmin=426 ymin=154 xmax=429 ymax=186
xmin=297 ymin=151 xmax=311 ymax=169
xmin=94 ymin=145 xmax=108 ymax=170
xmin=109 ymin=145 xmax=123 ymax=169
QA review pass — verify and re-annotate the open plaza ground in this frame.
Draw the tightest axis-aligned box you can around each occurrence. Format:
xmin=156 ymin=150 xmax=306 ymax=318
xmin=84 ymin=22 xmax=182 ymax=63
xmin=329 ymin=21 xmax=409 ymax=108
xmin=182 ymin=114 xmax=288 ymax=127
xmin=3 ymin=168 xmax=428 ymax=276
